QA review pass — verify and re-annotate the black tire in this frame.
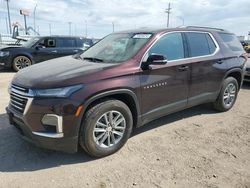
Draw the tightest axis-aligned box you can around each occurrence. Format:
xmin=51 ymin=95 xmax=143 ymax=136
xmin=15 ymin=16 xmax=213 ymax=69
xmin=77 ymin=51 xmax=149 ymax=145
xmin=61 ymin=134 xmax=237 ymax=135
xmin=79 ymin=99 xmax=133 ymax=157
xmin=213 ymin=77 xmax=239 ymax=112
xmin=12 ymin=55 xmax=32 ymax=72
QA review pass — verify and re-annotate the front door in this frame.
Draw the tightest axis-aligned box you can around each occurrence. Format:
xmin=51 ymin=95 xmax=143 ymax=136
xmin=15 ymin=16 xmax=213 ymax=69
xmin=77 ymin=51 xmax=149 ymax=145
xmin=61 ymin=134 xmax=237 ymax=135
xmin=140 ymin=32 xmax=189 ymax=124
xmin=32 ymin=37 xmax=61 ymax=63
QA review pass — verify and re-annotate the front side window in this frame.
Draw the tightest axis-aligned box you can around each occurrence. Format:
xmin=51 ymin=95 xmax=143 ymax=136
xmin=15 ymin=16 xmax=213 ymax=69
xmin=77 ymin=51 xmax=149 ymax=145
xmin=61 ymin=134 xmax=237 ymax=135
xmin=148 ymin=32 xmax=184 ymax=61
xmin=22 ymin=37 xmax=40 ymax=48
xmin=81 ymin=33 xmax=152 ymax=63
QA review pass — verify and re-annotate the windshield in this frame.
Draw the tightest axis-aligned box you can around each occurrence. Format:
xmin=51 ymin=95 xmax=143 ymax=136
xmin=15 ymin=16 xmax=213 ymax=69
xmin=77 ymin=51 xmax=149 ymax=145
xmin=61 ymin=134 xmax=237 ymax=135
xmin=22 ymin=37 xmax=40 ymax=48
xmin=81 ymin=33 xmax=152 ymax=63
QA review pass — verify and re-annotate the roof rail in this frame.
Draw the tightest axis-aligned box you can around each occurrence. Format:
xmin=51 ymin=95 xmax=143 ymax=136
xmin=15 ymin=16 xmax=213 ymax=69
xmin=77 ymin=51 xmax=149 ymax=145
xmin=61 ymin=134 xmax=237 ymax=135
xmin=179 ymin=26 xmax=225 ymax=31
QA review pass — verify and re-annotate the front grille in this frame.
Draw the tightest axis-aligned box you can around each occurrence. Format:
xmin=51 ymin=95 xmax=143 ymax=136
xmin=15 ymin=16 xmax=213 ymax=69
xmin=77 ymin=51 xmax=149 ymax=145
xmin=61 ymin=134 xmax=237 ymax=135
xmin=10 ymin=85 xmax=29 ymax=114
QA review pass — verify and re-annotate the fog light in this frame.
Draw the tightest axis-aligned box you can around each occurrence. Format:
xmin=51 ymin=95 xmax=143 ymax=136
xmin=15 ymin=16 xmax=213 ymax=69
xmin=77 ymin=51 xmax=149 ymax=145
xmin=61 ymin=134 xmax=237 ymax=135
xmin=41 ymin=114 xmax=63 ymax=133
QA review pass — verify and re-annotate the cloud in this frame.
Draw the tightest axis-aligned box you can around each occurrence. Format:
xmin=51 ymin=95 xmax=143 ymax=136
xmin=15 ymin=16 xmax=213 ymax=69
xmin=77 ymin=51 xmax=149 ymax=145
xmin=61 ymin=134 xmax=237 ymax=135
xmin=0 ymin=0 xmax=249 ymax=38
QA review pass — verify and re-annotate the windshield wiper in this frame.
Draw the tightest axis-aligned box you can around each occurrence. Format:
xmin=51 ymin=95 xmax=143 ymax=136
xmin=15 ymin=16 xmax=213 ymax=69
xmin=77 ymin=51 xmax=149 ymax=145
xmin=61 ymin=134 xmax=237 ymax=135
xmin=83 ymin=57 xmax=104 ymax=62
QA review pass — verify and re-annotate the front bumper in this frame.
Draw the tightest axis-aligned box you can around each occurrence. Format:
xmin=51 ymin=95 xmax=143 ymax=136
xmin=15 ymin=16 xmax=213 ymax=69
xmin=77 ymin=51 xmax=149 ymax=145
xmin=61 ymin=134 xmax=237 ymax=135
xmin=0 ymin=56 xmax=12 ymax=68
xmin=6 ymin=96 xmax=82 ymax=153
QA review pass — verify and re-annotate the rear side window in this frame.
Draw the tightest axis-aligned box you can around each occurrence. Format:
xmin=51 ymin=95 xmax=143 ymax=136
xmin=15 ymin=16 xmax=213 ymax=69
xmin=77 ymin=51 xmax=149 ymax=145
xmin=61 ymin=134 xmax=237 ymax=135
xmin=57 ymin=38 xmax=76 ymax=48
xmin=219 ymin=33 xmax=244 ymax=52
xmin=186 ymin=32 xmax=216 ymax=57
xmin=148 ymin=32 xmax=184 ymax=61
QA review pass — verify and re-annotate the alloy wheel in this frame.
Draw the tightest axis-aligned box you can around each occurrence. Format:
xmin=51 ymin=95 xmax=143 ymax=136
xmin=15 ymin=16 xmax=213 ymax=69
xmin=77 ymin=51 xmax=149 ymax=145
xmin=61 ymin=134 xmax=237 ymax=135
xmin=14 ymin=56 xmax=32 ymax=71
xmin=93 ymin=110 xmax=126 ymax=148
xmin=223 ymin=83 xmax=236 ymax=107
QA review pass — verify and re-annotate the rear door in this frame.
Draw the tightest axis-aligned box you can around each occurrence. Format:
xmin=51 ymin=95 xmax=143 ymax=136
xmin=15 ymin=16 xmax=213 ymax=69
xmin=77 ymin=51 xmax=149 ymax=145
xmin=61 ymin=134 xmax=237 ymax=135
xmin=140 ymin=32 xmax=189 ymax=123
xmin=184 ymin=32 xmax=224 ymax=106
xmin=56 ymin=37 xmax=79 ymax=57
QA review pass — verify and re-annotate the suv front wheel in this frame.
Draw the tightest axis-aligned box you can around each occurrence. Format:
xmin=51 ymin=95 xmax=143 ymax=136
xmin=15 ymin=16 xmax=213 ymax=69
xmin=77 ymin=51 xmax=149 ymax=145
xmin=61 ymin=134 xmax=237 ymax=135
xmin=13 ymin=56 xmax=32 ymax=72
xmin=213 ymin=77 xmax=239 ymax=112
xmin=79 ymin=99 xmax=133 ymax=157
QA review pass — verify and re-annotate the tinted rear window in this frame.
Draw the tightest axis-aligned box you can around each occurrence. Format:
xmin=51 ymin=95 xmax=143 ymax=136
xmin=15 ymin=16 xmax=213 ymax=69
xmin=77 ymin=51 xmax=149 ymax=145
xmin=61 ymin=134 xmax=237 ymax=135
xmin=57 ymin=38 xmax=76 ymax=48
xmin=186 ymin=32 xmax=212 ymax=57
xmin=219 ymin=33 xmax=244 ymax=52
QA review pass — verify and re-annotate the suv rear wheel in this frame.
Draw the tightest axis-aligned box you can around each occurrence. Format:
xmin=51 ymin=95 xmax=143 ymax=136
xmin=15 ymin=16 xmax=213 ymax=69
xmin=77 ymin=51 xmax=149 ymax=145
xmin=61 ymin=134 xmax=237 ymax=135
xmin=13 ymin=56 xmax=32 ymax=72
xmin=213 ymin=77 xmax=239 ymax=112
xmin=79 ymin=99 xmax=133 ymax=157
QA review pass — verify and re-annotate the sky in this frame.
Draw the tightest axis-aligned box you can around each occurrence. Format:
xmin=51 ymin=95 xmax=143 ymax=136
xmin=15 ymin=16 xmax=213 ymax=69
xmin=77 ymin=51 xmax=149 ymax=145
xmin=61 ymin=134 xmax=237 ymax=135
xmin=0 ymin=0 xmax=250 ymax=38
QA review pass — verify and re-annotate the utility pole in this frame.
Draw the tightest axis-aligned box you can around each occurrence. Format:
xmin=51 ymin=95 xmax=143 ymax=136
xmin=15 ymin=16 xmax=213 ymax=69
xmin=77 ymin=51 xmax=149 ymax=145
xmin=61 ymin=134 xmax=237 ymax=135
xmin=68 ymin=22 xmax=72 ymax=35
xmin=33 ymin=4 xmax=37 ymax=35
xmin=165 ymin=2 xmax=171 ymax=28
xmin=112 ymin=22 xmax=114 ymax=32
xmin=85 ymin=20 xmax=87 ymax=38
xmin=5 ymin=0 xmax=12 ymax=34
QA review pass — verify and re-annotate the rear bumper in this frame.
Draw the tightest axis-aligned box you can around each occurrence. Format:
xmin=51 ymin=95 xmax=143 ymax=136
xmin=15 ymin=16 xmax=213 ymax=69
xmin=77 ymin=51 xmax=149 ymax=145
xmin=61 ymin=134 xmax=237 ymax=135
xmin=6 ymin=107 xmax=78 ymax=153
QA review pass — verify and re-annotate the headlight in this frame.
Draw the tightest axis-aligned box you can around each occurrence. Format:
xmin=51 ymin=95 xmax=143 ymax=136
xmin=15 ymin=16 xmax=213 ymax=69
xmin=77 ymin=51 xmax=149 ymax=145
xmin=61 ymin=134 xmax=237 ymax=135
xmin=0 ymin=51 xmax=10 ymax=57
xmin=32 ymin=84 xmax=83 ymax=98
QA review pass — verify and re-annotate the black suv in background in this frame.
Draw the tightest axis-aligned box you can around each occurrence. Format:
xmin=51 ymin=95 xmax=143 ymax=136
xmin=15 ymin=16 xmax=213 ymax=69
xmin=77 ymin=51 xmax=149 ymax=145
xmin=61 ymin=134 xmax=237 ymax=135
xmin=7 ymin=27 xmax=248 ymax=157
xmin=0 ymin=36 xmax=94 ymax=71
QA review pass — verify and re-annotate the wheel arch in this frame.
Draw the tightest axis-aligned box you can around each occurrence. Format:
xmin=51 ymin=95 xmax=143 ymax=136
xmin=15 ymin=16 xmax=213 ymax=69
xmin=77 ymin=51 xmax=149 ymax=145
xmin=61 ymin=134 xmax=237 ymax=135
xmin=224 ymin=68 xmax=243 ymax=89
xmin=76 ymin=89 xmax=141 ymax=137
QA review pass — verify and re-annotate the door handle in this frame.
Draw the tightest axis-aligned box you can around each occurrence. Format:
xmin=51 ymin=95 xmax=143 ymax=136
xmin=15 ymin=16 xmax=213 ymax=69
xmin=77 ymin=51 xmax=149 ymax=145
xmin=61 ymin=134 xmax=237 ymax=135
xmin=51 ymin=50 xmax=57 ymax=53
xmin=217 ymin=60 xmax=223 ymax=64
xmin=73 ymin=50 xmax=79 ymax=52
xmin=178 ymin=65 xmax=189 ymax=71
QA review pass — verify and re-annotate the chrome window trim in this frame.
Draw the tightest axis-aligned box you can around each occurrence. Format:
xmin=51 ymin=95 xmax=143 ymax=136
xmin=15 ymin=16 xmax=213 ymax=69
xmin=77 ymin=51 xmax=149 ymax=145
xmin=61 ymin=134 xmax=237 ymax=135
xmin=140 ymin=30 xmax=220 ymax=67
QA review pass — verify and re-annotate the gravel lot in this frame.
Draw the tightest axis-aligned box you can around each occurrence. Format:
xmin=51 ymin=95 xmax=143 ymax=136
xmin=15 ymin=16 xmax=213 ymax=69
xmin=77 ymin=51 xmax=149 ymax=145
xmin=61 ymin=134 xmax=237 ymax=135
xmin=0 ymin=68 xmax=250 ymax=188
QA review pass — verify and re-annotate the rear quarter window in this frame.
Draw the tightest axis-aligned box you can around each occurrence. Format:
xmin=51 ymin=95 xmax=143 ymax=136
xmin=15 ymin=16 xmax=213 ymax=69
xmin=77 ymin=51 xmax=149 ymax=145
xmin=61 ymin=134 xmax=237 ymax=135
xmin=219 ymin=33 xmax=244 ymax=52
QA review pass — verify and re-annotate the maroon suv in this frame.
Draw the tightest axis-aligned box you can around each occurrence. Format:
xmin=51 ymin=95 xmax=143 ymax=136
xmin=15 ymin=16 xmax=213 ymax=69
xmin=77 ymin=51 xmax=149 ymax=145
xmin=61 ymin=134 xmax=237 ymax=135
xmin=6 ymin=26 xmax=247 ymax=157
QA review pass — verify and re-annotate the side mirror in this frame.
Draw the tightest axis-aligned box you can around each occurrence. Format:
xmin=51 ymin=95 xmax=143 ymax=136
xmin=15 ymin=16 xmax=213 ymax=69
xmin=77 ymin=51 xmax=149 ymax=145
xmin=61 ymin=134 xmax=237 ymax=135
xmin=142 ymin=54 xmax=168 ymax=70
xmin=35 ymin=45 xmax=43 ymax=50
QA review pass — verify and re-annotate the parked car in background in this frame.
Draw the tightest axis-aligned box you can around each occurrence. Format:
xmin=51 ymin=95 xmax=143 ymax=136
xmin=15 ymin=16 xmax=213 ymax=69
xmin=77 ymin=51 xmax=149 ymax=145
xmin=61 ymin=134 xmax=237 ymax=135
xmin=6 ymin=26 xmax=247 ymax=157
xmin=240 ymin=40 xmax=250 ymax=53
xmin=244 ymin=58 xmax=250 ymax=82
xmin=0 ymin=36 xmax=94 ymax=71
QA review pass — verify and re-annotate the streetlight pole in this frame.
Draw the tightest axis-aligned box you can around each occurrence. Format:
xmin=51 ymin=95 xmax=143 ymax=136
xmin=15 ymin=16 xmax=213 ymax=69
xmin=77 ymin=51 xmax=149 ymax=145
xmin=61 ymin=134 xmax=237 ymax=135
xmin=68 ymin=22 xmax=72 ymax=35
xmin=85 ymin=20 xmax=87 ymax=38
xmin=5 ymin=17 xmax=9 ymax=34
xmin=49 ymin=23 xmax=51 ymax=35
xmin=165 ymin=2 xmax=171 ymax=28
xmin=33 ymin=4 xmax=37 ymax=35
xmin=5 ymin=0 xmax=12 ymax=34
xmin=177 ymin=16 xmax=184 ymax=26
xmin=112 ymin=22 xmax=114 ymax=32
